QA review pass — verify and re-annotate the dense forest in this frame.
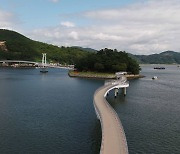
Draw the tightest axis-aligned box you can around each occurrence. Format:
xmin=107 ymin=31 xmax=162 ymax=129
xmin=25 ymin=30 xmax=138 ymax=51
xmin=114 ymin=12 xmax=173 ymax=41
xmin=75 ymin=48 xmax=140 ymax=74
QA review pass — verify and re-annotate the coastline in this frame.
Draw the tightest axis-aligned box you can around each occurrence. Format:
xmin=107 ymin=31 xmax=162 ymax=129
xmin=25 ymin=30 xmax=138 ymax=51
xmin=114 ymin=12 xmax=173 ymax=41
xmin=68 ymin=71 xmax=145 ymax=80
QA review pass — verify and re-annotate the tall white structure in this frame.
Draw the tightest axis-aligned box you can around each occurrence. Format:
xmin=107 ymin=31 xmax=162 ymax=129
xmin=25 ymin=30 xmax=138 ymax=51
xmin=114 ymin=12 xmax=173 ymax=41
xmin=42 ymin=53 xmax=47 ymax=67
xmin=40 ymin=53 xmax=48 ymax=73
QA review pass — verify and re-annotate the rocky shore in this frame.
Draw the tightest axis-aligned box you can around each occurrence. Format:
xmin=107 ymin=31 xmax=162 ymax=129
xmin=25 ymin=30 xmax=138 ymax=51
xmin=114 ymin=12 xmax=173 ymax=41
xmin=68 ymin=71 xmax=145 ymax=80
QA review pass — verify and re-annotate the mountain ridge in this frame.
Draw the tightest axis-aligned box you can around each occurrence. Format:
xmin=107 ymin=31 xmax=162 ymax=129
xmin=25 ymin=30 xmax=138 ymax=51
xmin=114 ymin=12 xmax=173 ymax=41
xmin=133 ymin=51 xmax=180 ymax=64
xmin=1 ymin=29 xmax=180 ymax=64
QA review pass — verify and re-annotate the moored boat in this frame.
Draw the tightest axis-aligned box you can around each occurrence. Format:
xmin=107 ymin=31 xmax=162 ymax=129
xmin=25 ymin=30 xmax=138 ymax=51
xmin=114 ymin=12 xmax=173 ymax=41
xmin=40 ymin=68 xmax=48 ymax=73
xmin=154 ymin=67 xmax=165 ymax=69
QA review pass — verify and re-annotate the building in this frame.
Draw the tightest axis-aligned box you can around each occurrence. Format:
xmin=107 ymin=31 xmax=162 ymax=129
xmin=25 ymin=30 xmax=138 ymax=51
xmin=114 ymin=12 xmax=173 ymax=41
xmin=0 ymin=41 xmax=8 ymax=51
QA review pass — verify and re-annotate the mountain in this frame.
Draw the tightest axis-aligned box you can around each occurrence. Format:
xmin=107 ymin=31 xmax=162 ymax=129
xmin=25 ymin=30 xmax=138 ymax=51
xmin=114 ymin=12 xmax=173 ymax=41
xmin=0 ymin=29 xmax=89 ymax=64
xmin=132 ymin=51 xmax=180 ymax=64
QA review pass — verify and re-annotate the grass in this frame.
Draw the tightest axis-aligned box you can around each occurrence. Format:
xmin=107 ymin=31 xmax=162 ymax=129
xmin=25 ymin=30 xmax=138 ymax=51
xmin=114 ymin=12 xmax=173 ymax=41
xmin=69 ymin=70 xmax=116 ymax=79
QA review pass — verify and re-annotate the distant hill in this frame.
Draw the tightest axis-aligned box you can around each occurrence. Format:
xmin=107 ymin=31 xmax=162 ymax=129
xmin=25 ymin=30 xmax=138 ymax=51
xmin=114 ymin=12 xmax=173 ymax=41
xmin=132 ymin=51 xmax=180 ymax=64
xmin=0 ymin=29 xmax=89 ymax=64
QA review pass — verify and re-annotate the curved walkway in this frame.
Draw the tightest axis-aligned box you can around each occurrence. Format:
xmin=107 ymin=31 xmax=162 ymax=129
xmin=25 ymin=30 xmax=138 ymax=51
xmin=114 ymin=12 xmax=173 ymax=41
xmin=94 ymin=78 xmax=129 ymax=154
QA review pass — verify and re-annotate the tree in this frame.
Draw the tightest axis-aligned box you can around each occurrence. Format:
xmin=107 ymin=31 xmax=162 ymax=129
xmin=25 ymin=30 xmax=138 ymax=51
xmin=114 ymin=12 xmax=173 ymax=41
xmin=112 ymin=63 xmax=127 ymax=72
xmin=75 ymin=48 xmax=140 ymax=74
xmin=94 ymin=63 xmax=104 ymax=72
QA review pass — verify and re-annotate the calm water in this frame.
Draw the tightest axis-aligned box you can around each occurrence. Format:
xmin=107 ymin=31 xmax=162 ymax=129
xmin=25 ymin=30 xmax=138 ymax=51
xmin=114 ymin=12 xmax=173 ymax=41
xmin=0 ymin=66 xmax=179 ymax=154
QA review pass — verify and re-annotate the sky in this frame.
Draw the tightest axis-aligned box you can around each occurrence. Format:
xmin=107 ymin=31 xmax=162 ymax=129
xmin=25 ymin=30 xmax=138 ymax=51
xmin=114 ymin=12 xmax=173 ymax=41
xmin=0 ymin=0 xmax=180 ymax=55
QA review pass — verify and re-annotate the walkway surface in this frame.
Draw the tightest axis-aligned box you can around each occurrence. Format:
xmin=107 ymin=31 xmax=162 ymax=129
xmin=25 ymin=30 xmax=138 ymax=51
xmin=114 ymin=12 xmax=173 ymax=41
xmin=94 ymin=79 xmax=129 ymax=154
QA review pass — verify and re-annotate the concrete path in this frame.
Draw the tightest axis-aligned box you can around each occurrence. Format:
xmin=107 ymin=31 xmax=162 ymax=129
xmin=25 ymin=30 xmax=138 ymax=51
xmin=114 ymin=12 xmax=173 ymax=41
xmin=94 ymin=84 xmax=129 ymax=154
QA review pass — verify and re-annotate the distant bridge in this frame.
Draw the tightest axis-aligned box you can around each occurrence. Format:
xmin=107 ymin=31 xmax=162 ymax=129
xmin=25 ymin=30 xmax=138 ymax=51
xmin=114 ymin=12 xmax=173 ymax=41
xmin=0 ymin=60 xmax=74 ymax=69
xmin=0 ymin=60 xmax=40 ymax=65
xmin=94 ymin=76 xmax=129 ymax=154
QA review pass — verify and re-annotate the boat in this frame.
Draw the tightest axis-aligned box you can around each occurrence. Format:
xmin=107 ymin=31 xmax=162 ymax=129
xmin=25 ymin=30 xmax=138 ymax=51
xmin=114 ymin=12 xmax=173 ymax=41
xmin=152 ymin=76 xmax=158 ymax=80
xmin=154 ymin=67 xmax=165 ymax=69
xmin=40 ymin=68 xmax=48 ymax=73
xmin=40 ymin=53 xmax=48 ymax=73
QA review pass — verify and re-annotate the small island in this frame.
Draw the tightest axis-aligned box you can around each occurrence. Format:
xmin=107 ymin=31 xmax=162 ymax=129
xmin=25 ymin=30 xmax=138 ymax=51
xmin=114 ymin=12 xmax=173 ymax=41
xmin=69 ymin=48 xmax=143 ymax=79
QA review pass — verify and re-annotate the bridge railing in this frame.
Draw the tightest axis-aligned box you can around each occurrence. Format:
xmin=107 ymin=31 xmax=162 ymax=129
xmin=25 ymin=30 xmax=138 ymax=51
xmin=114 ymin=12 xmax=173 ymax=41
xmin=104 ymin=75 xmax=128 ymax=86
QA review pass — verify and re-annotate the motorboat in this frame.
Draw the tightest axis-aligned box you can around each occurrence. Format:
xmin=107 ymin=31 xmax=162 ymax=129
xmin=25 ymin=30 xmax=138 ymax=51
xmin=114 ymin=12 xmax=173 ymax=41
xmin=152 ymin=76 xmax=158 ymax=80
xmin=40 ymin=68 xmax=48 ymax=73
xmin=154 ymin=67 xmax=165 ymax=69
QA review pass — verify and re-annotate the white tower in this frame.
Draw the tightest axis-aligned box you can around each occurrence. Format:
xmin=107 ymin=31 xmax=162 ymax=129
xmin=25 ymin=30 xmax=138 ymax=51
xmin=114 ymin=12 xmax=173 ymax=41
xmin=40 ymin=53 xmax=48 ymax=73
xmin=42 ymin=53 xmax=47 ymax=67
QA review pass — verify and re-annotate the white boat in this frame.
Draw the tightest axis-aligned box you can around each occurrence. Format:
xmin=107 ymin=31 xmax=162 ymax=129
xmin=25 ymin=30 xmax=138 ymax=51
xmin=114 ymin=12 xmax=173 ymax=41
xmin=152 ymin=76 xmax=158 ymax=80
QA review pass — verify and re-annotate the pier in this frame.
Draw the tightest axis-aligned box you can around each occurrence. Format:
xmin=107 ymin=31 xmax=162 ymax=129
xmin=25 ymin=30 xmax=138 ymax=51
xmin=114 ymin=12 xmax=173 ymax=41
xmin=94 ymin=75 xmax=129 ymax=154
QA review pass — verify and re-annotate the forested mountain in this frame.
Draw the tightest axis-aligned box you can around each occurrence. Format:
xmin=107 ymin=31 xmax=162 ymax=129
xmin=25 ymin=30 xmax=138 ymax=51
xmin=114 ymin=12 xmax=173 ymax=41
xmin=1 ymin=29 xmax=180 ymax=65
xmin=0 ymin=29 xmax=90 ymax=64
xmin=133 ymin=51 xmax=180 ymax=64
xmin=0 ymin=29 xmax=140 ymax=73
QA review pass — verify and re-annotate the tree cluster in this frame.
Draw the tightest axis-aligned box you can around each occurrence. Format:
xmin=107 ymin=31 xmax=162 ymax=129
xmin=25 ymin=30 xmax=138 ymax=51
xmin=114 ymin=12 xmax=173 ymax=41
xmin=75 ymin=48 xmax=140 ymax=74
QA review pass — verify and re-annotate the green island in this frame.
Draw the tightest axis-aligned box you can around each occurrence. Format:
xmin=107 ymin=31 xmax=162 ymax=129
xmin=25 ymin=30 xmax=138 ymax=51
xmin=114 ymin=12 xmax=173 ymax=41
xmin=69 ymin=48 xmax=143 ymax=79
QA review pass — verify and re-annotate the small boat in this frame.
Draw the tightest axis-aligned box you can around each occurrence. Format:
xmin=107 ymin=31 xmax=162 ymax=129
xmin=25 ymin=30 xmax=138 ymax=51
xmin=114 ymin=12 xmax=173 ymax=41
xmin=152 ymin=76 xmax=158 ymax=80
xmin=40 ymin=68 xmax=48 ymax=73
xmin=154 ymin=67 xmax=165 ymax=69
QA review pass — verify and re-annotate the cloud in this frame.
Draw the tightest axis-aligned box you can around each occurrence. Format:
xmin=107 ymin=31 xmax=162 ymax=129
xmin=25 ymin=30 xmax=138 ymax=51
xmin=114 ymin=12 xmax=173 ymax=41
xmin=68 ymin=31 xmax=79 ymax=40
xmin=0 ymin=9 xmax=19 ymax=29
xmin=28 ymin=0 xmax=180 ymax=54
xmin=60 ymin=21 xmax=75 ymax=28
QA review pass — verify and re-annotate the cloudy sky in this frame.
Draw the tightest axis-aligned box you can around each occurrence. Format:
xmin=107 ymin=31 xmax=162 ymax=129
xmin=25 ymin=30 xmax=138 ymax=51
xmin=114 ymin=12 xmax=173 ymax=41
xmin=0 ymin=0 xmax=180 ymax=55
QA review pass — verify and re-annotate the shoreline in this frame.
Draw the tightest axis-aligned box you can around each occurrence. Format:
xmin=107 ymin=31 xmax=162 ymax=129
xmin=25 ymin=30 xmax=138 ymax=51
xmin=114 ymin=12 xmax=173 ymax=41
xmin=68 ymin=71 xmax=145 ymax=80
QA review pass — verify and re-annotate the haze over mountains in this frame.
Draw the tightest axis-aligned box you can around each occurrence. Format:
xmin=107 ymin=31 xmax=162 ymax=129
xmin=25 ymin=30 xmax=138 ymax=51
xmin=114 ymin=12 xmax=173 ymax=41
xmin=0 ymin=29 xmax=180 ymax=64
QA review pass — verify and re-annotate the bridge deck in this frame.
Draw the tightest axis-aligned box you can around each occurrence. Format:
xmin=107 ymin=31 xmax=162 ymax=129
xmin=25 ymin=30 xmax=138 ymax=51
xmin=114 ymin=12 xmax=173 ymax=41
xmin=94 ymin=81 xmax=129 ymax=154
